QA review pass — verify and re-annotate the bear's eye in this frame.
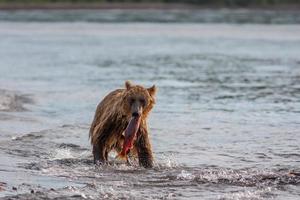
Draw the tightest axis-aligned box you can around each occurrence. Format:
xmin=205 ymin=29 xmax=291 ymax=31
xmin=129 ymin=98 xmax=135 ymax=105
xmin=139 ymin=98 xmax=146 ymax=106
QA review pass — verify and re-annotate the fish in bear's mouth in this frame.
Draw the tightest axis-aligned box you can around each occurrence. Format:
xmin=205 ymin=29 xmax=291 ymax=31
xmin=117 ymin=115 xmax=141 ymax=159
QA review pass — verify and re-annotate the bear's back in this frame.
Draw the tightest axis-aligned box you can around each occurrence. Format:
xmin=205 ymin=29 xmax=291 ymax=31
xmin=89 ymin=88 xmax=125 ymax=138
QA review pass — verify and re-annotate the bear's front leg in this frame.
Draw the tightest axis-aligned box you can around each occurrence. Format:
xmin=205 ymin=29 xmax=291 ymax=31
xmin=93 ymin=143 xmax=106 ymax=165
xmin=135 ymin=128 xmax=154 ymax=168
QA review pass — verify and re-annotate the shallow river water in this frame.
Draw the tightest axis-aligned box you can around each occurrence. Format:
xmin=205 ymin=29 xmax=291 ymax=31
xmin=0 ymin=10 xmax=300 ymax=200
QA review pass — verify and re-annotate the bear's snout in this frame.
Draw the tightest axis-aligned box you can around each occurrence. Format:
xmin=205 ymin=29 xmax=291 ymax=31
xmin=132 ymin=112 xmax=141 ymax=117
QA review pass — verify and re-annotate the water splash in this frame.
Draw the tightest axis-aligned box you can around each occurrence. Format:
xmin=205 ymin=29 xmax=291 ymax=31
xmin=218 ymin=187 xmax=274 ymax=200
xmin=50 ymin=149 xmax=75 ymax=161
xmin=176 ymin=170 xmax=195 ymax=180
xmin=156 ymin=153 xmax=179 ymax=169
xmin=0 ymin=89 xmax=32 ymax=112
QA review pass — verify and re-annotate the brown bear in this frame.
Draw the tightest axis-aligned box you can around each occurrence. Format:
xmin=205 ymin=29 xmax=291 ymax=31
xmin=89 ymin=81 xmax=157 ymax=168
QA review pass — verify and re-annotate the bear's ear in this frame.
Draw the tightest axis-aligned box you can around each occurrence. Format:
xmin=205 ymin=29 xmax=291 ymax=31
xmin=147 ymin=85 xmax=157 ymax=97
xmin=125 ymin=80 xmax=133 ymax=90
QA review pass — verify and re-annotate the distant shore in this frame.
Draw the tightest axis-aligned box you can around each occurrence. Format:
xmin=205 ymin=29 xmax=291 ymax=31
xmin=0 ymin=2 xmax=300 ymax=10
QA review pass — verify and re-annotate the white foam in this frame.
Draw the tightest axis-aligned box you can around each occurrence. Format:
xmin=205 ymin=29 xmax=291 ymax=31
xmin=218 ymin=187 xmax=273 ymax=200
xmin=157 ymin=154 xmax=179 ymax=169
xmin=50 ymin=149 xmax=74 ymax=160
xmin=66 ymin=186 xmax=92 ymax=199
xmin=49 ymin=149 xmax=90 ymax=161
xmin=176 ymin=170 xmax=195 ymax=180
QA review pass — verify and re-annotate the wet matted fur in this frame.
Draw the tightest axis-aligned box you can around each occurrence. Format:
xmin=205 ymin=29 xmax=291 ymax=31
xmin=89 ymin=81 xmax=156 ymax=168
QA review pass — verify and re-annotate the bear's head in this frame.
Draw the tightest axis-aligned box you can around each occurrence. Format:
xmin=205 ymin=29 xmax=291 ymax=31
xmin=122 ymin=81 xmax=156 ymax=119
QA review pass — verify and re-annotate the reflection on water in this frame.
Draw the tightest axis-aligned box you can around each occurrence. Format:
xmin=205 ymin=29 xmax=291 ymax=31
xmin=0 ymin=16 xmax=300 ymax=199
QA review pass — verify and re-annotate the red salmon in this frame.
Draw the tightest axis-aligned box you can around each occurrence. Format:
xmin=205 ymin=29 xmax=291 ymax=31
xmin=117 ymin=116 xmax=141 ymax=160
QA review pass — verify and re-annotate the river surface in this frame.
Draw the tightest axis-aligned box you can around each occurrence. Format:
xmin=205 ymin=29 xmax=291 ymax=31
xmin=0 ymin=9 xmax=300 ymax=200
